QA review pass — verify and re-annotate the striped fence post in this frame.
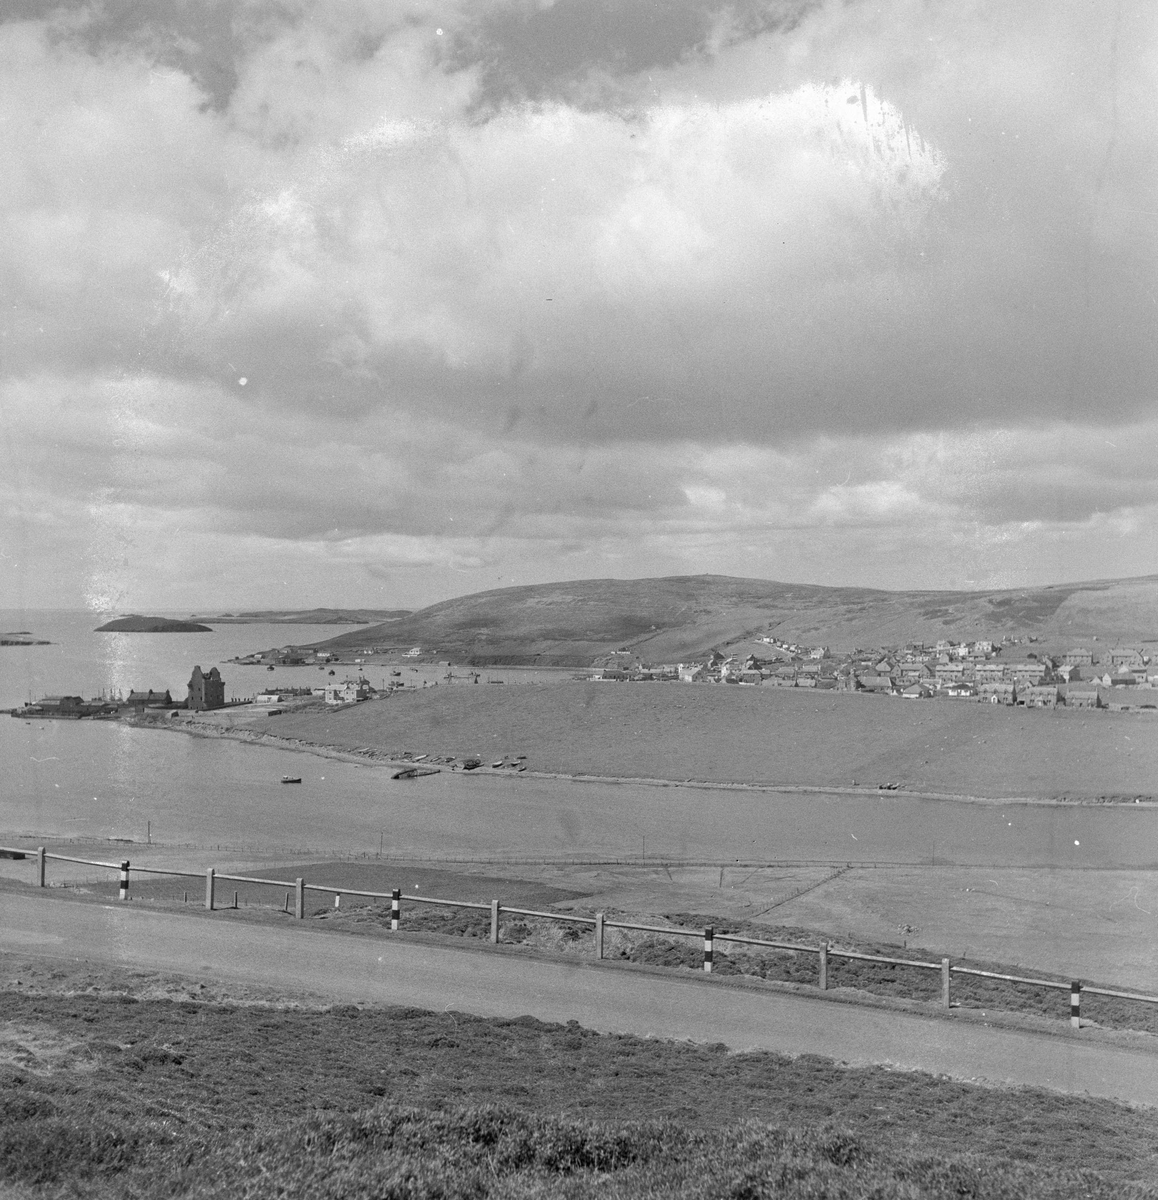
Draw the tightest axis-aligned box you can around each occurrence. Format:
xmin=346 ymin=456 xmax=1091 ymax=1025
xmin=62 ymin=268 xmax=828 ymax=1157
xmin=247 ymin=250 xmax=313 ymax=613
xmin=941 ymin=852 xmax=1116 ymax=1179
xmin=941 ymin=959 xmax=951 ymax=1009
xmin=119 ymin=861 xmax=130 ymax=902
xmin=491 ymin=900 xmax=501 ymax=944
xmin=36 ymin=847 xmax=46 ymax=888
xmin=594 ymin=911 xmax=604 ymax=960
xmin=1071 ymin=980 xmax=1081 ymax=1028
xmin=205 ymin=867 xmax=215 ymax=911
xmin=818 ymin=941 xmax=828 ymax=990
xmin=391 ymin=888 xmax=400 ymax=931
xmin=703 ymin=926 xmax=714 ymax=973
xmin=294 ymin=878 xmax=304 ymax=920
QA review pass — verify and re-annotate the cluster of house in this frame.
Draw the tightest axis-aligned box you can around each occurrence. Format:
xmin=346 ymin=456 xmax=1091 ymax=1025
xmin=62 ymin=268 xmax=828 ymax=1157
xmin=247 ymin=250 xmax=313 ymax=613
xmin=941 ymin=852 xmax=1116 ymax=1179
xmin=589 ymin=640 xmax=1157 ymax=711
xmin=13 ymin=664 xmax=386 ymax=720
xmin=13 ymin=666 xmax=228 ymax=719
xmin=255 ymin=677 xmax=376 ymax=707
xmin=236 ymin=644 xmax=423 ymax=667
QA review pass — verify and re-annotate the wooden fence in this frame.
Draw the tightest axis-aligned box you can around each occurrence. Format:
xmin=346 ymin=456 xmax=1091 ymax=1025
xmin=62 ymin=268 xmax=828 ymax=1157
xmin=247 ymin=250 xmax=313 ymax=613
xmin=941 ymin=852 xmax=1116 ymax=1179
xmin=7 ymin=844 xmax=1157 ymax=1029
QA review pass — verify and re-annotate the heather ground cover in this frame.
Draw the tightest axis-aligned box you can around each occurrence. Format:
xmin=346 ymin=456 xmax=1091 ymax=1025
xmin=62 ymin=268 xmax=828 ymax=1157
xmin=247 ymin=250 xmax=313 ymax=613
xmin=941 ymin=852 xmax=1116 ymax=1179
xmin=2 ymin=981 xmax=1158 ymax=1197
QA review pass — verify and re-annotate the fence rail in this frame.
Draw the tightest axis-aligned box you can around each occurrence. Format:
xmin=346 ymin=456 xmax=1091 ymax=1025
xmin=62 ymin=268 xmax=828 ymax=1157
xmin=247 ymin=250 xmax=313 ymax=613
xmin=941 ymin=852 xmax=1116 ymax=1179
xmin=215 ymin=873 xmax=299 ymax=888
xmin=6 ymin=843 xmax=1158 ymax=1029
xmin=501 ymin=907 xmax=597 ymax=926
xmin=835 ymin=949 xmax=943 ymax=971
xmin=949 ymin=965 xmax=1072 ymax=990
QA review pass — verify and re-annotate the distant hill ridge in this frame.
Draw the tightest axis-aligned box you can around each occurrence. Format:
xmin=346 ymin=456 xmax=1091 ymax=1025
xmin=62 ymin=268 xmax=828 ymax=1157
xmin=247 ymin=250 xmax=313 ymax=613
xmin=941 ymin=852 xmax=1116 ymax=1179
xmin=309 ymin=573 xmax=1158 ymax=666
xmin=190 ymin=609 xmax=412 ymax=625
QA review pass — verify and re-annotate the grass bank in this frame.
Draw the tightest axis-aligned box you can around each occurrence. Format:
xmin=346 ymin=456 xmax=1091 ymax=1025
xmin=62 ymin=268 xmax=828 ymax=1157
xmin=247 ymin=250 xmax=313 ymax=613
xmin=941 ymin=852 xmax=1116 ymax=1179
xmin=310 ymin=899 xmax=1158 ymax=1036
xmin=2 ymin=988 xmax=1158 ymax=1196
xmin=240 ymin=681 xmax=1158 ymax=801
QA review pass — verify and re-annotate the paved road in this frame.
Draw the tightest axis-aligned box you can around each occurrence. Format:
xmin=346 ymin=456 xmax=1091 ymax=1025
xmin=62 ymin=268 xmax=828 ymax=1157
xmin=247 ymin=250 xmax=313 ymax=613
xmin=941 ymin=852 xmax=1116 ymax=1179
xmin=3 ymin=893 xmax=1157 ymax=1107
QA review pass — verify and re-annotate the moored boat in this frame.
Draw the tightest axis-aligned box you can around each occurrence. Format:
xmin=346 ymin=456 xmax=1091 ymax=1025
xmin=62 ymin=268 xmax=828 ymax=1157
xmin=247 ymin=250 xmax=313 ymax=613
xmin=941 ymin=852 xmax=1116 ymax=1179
xmin=391 ymin=766 xmax=440 ymax=780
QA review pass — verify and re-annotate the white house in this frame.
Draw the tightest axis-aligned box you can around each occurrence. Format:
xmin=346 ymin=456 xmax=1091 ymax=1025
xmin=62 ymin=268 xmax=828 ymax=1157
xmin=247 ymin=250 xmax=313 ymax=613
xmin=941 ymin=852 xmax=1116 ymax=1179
xmin=325 ymin=678 xmax=373 ymax=705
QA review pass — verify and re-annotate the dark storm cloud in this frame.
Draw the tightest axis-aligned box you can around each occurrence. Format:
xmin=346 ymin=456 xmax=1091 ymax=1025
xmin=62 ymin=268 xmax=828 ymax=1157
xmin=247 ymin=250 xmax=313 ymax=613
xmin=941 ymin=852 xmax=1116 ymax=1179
xmin=3 ymin=0 xmax=266 ymax=110
xmin=448 ymin=0 xmax=816 ymax=111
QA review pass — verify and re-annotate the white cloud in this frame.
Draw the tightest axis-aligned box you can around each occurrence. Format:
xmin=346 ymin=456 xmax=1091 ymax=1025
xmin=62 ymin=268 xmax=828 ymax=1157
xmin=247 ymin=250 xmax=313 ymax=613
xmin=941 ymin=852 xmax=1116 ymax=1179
xmin=4 ymin=367 xmax=1158 ymax=606
xmin=2 ymin=1 xmax=1157 ymax=606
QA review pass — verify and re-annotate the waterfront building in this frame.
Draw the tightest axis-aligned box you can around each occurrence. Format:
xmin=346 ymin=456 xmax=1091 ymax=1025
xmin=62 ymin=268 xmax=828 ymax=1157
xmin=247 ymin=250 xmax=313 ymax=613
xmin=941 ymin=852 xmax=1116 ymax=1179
xmin=187 ymin=665 xmax=226 ymax=711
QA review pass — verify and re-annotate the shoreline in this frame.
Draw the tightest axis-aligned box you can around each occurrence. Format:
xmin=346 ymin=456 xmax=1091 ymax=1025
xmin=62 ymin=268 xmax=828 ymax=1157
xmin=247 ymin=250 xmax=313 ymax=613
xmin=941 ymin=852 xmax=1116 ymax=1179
xmin=121 ymin=712 xmax=1158 ymax=809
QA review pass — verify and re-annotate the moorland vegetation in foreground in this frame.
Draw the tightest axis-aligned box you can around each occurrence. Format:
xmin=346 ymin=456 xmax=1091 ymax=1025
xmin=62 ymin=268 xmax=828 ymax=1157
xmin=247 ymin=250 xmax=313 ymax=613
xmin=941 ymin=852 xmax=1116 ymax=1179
xmin=3 ymin=982 xmax=1158 ymax=1199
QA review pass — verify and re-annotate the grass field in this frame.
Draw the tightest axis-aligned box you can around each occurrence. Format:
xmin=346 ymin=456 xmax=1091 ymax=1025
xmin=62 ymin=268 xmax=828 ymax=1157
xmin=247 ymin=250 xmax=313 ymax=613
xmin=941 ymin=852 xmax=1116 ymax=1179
xmin=3 ymin=972 xmax=1158 ymax=1197
xmin=247 ymin=680 xmax=1158 ymax=800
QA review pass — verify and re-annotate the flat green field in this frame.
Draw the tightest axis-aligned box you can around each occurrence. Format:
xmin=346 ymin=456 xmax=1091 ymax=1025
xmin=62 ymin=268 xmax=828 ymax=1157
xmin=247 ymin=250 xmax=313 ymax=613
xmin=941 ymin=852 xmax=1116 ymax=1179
xmin=252 ymin=681 xmax=1158 ymax=800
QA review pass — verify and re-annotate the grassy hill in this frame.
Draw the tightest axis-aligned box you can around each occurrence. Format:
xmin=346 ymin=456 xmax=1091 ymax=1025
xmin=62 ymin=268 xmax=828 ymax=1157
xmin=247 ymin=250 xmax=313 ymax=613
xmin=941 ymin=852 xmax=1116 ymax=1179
xmin=312 ymin=574 xmax=1158 ymax=665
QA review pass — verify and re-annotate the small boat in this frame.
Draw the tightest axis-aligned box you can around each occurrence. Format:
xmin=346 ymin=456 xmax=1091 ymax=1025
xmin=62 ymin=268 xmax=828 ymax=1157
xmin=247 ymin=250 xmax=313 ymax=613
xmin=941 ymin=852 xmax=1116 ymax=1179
xmin=281 ymin=775 xmax=302 ymax=784
xmin=391 ymin=766 xmax=440 ymax=780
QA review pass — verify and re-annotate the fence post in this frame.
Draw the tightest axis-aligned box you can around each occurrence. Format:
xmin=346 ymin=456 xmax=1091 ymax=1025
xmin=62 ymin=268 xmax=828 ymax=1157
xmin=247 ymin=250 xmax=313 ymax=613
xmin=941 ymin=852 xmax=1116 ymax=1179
xmin=818 ymin=941 xmax=828 ymax=991
xmin=205 ymin=867 xmax=215 ymax=911
xmin=941 ymin=959 xmax=951 ymax=1009
xmin=491 ymin=900 xmax=500 ymax=944
xmin=703 ymin=926 xmax=714 ymax=973
xmin=36 ymin=847 xmax=46 ymax=888
xmin=595 ymin=911 xmax=604 ymax=960
xmin=294 ymin=878 xmax=305 ymax=920
xmin=1071 ymin=980 xmax=1081 ymax=1029
xmin=119 ymin=860 xmax=130 ymax=902
xmin=391 ymin=888 xmax=400 ymax=931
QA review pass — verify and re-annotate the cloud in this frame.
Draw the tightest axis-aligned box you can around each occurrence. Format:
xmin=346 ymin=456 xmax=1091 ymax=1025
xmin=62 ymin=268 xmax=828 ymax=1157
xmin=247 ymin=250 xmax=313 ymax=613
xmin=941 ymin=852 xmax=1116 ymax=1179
xmin=156 ymin=77 xmax=949 ymax=445
xmin=2 ymin=0 xmax=1157 ymax=607
xmin=5 ymin=370 xmax=1158 ymax=603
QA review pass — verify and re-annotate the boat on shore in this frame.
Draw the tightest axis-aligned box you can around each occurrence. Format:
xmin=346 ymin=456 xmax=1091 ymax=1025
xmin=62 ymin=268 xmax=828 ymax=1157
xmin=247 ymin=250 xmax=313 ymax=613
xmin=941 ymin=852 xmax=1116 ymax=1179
xmin=391 ymin=766 xmax=440 ymax=780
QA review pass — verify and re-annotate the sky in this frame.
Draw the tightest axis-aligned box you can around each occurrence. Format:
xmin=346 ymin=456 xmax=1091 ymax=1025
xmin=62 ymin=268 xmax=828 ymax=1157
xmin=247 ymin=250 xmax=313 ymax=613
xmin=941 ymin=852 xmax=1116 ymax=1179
xmin=1 ymin=0 xmax=1156 ymax=613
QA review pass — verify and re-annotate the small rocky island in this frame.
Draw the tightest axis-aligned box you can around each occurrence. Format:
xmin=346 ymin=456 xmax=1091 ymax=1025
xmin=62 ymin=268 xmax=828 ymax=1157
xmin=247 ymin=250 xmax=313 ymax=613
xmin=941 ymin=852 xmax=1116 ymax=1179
xmin=95 ymin=615 xmax=213 ymax=633
xmin=2 ymin=631 xmax=51 ymax=645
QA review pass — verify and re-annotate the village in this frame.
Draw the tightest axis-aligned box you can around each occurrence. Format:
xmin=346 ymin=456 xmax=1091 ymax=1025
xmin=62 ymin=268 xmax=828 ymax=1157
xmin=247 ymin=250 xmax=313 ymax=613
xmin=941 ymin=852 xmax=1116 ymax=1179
xmin=237 ymin=629 xmax=1158 ymax=713
xmin=15 ymin=634 xmax=1156 ymax=722
xmin=587 ymin=636 xmax=1157 ymax=711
